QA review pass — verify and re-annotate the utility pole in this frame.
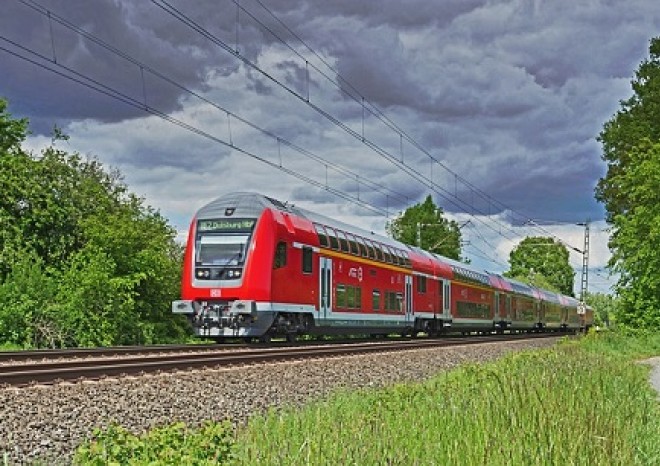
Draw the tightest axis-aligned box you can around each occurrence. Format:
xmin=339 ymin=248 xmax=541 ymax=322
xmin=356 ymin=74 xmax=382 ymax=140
xmin=578 ymin=220 xmax=590 ymax=304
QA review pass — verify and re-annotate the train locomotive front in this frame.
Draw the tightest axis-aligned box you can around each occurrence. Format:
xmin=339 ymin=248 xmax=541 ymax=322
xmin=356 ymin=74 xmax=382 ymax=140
xmin=172 ymin=193 xmax=289 ymax=339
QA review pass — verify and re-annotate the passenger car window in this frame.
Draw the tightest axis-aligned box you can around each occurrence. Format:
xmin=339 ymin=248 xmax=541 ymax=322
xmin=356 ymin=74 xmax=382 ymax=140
xmin=273 ymin=241 xmax=287 ymax=269
xmin=302 ymin=246 xmax=313 ymax=274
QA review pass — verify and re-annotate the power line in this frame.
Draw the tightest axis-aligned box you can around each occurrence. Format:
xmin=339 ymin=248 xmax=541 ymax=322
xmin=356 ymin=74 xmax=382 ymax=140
xmin=6 ymin=0 xmax=417 ymax=212
xmin=229 ymin=0 xmax=572 ymax=238
xmin=148 ymin=0 xmax=538 ymax=243
xmin=0 ymin=33 xmax=393 ymax=218
xmin=6 ymin=0 xmax=586 ymax=254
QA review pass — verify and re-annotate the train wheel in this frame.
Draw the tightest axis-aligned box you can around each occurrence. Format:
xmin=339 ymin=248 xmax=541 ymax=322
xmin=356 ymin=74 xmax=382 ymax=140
xmin=258 ymin=335 xmax=271 ymax=344
xmin=286 ymin=333 xmax=297 ymax=344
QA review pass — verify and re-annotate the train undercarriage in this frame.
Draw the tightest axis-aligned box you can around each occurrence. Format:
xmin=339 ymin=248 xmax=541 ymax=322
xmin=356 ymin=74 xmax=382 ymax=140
xmin=174 ymin=299 xmax=583 ymax=343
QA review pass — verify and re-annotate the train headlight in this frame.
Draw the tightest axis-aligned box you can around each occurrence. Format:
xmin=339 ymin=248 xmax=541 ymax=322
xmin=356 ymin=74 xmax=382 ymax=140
xmin=196 ymin=268 xmax=211 ymax=279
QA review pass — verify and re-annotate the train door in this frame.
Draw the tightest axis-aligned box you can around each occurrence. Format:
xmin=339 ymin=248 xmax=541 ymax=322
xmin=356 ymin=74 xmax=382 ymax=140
xmin=506 ymin=295 xmax=512 ymax=321
xmin=436 ymin=278 xmax=443 ymax=317
xmin=443 ymin=280 xmax=451 ymax=318
xmin=494 ymin=292 xmax=500 ymax=320
xmin=405 ymin=275 xmax=413 ymax=324
xmin=319 ymin=257 xmax=332 ymax=320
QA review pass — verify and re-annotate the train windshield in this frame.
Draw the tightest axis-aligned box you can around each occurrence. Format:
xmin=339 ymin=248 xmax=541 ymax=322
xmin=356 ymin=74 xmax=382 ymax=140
xmin=196 ymin=235 xmax=249 ymax=266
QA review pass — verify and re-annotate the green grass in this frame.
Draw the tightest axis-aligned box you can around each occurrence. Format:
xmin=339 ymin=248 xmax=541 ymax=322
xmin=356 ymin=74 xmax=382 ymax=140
xmin=73 ymin=331 xmax=660 ymax=466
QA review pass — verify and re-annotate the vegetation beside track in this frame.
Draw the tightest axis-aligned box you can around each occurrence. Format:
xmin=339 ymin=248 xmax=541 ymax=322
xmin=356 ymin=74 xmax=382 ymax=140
xmin=74 ymin=330 xmax=660 ymax=465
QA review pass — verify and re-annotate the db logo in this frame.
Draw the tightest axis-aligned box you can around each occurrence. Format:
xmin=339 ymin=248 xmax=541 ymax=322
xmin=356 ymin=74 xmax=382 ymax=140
xmin=348 ymin=267 xmax=363 ymax=282
xmin=210 ymin=289 xmax=222 ymax=297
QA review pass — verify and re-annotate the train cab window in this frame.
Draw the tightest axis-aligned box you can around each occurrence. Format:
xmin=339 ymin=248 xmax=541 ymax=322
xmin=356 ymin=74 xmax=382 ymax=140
xmin=314 ymin=224 xmax=329 ymax=247
xmin=273 ymin=241 xmax=287 ymax=269
xmin=338 ymin=231 xmax=350 ymax=253
xmin=302 ymin=246 xmax=313 ymax=274
xmin=327 ymin=228 xmax=340 ymax=250
xmin=372 ymin=289 xmax=381 ymax=310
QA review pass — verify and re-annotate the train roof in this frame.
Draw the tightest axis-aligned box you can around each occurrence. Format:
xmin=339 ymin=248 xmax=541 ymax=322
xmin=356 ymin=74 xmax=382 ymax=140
xmin=503 ymin=277 xmax=538 ymax=298
xmin=196 ymin=192 xmax=283 ymax=220
xmin=198 ymin=192 xmax=413 ymax=251
xmin=437 ymin=255 xmax=491 ymax=286
xmin=537 ymin=289 xmax=562 ymax=304
xmin=487 ymin=273 xmax=514 ymax=292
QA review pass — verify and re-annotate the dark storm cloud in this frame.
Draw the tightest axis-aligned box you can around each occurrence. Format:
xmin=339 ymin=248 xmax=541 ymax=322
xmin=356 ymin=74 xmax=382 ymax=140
xmin=267 ymin=0 xmax=484 ymax=30
xmin=3 ymin=0 xmax=660 ymax=230
xmin=0 ymin=0 xmax=261 ymax=131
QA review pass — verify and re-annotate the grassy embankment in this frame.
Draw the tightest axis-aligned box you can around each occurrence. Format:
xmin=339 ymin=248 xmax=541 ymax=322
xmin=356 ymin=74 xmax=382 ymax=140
xmin=74 ymin=330 xmax=660 ymax=465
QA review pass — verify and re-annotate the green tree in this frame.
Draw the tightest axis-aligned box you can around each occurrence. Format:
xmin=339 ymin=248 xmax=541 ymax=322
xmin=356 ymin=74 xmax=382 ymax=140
xmin=386 ymin=195 xmax=462 ymax=260
xmin=504 ymin=237 xmax=575 ymax=296
xmin=585 ymin=291 xmax=620 ymax=328
xmin=0 ymin=99 xmax=28 ymax=154
xmin=0 ymin=98 xmax=189 ymax=347
xmin=596 ymin=37 xmax=660 ymax=329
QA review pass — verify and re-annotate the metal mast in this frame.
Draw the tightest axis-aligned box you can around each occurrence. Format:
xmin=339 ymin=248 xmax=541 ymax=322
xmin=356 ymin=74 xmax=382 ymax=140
xmin=579 ymin=221 xmax=590 ymax=303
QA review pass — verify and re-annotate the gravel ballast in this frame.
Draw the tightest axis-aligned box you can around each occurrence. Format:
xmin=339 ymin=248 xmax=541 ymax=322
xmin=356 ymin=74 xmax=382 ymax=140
xmin=1 ymin=338 xmax=559 ymax=464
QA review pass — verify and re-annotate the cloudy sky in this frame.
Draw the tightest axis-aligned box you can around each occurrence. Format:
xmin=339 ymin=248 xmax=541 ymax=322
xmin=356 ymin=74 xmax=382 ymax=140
xmin=2 ymin=0 xmax=658 ymax=294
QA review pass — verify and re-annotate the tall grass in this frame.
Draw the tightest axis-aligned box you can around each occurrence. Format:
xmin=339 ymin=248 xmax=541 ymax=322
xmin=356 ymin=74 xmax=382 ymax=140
xmin=73 ymin=331 xmax=660 ymax=465
xmin=231 ymin=342 xmax=660 ymax=465
xmin=567 ymin=328 xmax=660 ymax=359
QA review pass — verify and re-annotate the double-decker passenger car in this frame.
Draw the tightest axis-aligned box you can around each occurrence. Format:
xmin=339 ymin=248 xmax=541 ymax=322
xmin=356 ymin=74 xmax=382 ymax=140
xmin=173 ymin=192 xmax=592 ymax=341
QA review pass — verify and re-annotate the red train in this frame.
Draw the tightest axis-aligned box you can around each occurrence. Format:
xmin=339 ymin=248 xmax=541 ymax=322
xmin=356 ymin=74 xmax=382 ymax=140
xmin=172 ymin=192 xmax=593 ymax=341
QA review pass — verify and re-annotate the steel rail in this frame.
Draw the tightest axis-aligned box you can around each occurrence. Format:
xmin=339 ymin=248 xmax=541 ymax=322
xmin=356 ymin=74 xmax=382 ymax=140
xmin=0 ymin=333 xmax=563 ymax=387
xmin=0 ymin=343 xmax=229 ymax=363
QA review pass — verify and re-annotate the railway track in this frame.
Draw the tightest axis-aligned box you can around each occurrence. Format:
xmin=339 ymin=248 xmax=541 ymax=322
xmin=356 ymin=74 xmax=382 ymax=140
xmin=0 ymin=333 xmax=565 ymax=387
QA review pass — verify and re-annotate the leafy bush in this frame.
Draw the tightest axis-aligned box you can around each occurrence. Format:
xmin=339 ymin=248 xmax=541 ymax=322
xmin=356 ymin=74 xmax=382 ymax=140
xmin=74 ymin=421 xmax=236 ymax=465
xmin=0 ymin=99 xmax=190 ymax=347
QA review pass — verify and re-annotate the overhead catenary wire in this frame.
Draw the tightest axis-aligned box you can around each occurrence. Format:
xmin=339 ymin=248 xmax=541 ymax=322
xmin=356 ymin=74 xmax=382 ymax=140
xmin=147 ymin=0 xmax=534 ymax=244
xmin=14 ymin=0 xmax=524 ymax=247
xmin=227 ymin=0 xmax=576 ymax=239
xmin=0 ymin=39 xmax=392 ymax=217
xmin=7 ymin=3 xmax=429 ymax=218
xmin=15 ymin=0 xmax=410 ymax=208
xmin=6 ymin=0 xmax=598 ymax=271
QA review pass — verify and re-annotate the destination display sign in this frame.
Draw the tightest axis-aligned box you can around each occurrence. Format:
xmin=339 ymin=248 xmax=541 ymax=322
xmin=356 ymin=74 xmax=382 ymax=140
xmin=198 ymin=218 xmax=256 ymax=232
